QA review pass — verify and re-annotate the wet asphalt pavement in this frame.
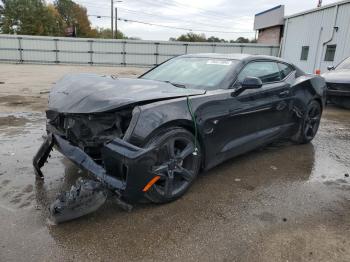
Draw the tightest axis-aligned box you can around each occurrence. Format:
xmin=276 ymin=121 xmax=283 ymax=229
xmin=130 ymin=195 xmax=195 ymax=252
xmin=0 ymin=65 xmax=350 ymax=262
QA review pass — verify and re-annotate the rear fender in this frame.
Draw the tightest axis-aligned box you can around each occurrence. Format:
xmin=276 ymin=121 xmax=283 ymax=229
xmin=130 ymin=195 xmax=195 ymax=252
xmin=291 ymin=75 xmax=326 ymax=116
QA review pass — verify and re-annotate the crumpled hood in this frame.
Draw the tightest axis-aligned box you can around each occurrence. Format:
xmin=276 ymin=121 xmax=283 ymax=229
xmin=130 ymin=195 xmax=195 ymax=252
xmin=48 ymin=74 xmax=206 ymax=113
xmin=322 ymin=69 xmax=350 ymax=84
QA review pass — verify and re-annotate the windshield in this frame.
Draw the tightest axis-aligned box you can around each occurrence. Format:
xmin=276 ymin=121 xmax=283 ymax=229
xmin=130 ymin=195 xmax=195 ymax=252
xmin=337 ymin=57 xmax=350 ymax=70
xmin=141 ymin=57 xmax=239 ymax=90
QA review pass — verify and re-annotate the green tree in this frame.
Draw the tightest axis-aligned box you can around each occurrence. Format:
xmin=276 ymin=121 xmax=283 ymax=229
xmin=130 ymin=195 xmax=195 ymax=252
xmin=235 ymin=37 xmax=250 ymax=43
xmin=54 ymin=0 xmax=74 ymax=25
xmin=94 ymin=27 xmax=127 ymax=39
xmin=45 ymin=4 xmax=65 ymax=36
xmin=207 ymin=36 xmax=227 ymax=43
xmin=54 ymin=0 xmax=95 ymax=37
xmin=0 ymin=0 xmax=61 ymax=35
xmin=170 ymin=33 xmax=255 ymax=43
xmin=176 ymin=32 xmax=207 ymax=42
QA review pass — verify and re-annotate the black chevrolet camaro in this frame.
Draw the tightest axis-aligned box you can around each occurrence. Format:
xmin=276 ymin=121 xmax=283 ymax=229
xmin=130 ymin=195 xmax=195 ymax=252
xmin=34 ymin=53 xmax=326 ymax=205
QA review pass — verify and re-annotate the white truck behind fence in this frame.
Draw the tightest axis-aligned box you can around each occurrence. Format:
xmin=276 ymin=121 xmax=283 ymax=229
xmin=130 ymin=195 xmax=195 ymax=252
xmin=0 ymin=34 xmax=280 ymax=67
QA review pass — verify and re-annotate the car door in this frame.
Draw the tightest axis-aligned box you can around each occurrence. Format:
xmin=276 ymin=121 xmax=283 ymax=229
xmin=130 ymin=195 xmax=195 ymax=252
xmin=204 ymin=60 xmax=294 ymax=168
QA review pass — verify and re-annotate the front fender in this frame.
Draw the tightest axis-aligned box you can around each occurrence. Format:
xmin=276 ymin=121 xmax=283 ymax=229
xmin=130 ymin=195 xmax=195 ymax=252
xmin=126 ymin=97 xmax=195 ymax=146
xmin=125 ymin=90 xmax=231 ymax=147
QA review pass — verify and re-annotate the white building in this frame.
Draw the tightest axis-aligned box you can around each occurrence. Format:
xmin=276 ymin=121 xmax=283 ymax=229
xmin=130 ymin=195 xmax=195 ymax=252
xmin=280 ymin=0 xmax=350 ymax=73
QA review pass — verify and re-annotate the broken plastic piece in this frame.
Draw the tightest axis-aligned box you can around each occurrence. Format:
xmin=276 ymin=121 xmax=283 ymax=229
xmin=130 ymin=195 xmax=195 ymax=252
xmin=49 ymin=178 xmax=107 ymax=224
xmin=142 ymin=175 xmax=161 ymax=192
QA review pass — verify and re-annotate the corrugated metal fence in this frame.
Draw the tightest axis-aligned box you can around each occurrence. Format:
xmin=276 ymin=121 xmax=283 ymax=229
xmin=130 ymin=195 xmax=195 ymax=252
xmin=0 ymin=34 xmax=280 ymax=67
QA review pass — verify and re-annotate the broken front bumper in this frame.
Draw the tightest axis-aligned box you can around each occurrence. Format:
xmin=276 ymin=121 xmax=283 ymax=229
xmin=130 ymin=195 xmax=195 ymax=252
xmin=33 ymin=133 xmax=159 ymax=203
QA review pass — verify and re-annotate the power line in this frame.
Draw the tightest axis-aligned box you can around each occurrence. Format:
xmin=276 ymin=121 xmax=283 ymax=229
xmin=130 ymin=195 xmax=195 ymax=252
xmin=76 ymin=0 xmax=238 ymax=23
xmin=89 ymin=14 xmax=253 ymax=34
xmin=133 ymin=0 xmax=237 ymax=21
xmin=158 ymin=0 xmax=236 ymax=19
xmin=117 ymin=17 xmax=254 ymax=34
xmin=82 ymin=3 xmax=253 ymax=32
xmin=118 ymin=7 xmax=234 ymax=30
xmin=80 ymin=0 xmax=255 ymax=36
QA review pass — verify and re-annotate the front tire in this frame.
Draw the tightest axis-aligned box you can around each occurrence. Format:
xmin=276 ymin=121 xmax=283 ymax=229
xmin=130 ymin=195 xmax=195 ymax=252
xmin=293 ymin=100 xmax=322 ymax=144
xmin=144 ymin=127 xmax=201 ymax=204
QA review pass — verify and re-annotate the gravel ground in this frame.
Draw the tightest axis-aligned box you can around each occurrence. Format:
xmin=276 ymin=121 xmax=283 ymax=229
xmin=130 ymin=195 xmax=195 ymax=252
xmin=0 ymin=63 xmax=349 ymax=262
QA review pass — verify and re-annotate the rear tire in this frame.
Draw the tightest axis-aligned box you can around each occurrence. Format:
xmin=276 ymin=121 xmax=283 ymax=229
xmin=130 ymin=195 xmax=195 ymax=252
xmin=144 ymin=127 xmax=201 ymax=204
xmin=293 ymin=100 xmax=322 ymax=144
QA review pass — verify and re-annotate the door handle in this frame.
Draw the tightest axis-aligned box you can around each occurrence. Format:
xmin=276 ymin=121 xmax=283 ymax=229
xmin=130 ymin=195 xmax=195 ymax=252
xmin=278 ymin=90 xmax=290 ymax=97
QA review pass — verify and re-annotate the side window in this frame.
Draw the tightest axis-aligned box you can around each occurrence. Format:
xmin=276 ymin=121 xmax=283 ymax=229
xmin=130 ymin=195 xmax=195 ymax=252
xmin=278 ymin=63 xmax=294 ymax=79
xmin=237 ymin=61 xmax=281 ymax=84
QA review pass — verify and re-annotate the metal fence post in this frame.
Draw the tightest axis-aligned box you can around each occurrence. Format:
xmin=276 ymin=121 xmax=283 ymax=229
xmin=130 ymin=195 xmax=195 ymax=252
xmin=88 ymin=40 xmax=93 ymax=65
xmin=122 ymin=41 xmax=126 ymax=66
xmin=18 ymin=37 xmax=23 ymax=63
xmin=155 ymin=42 xmax=159 ymax=65
xmin=54 ymin=39 xmax=59 ymax=63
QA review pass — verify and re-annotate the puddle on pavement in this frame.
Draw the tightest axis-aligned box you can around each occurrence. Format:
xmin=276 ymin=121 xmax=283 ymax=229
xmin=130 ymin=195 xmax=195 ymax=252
xmin=0 ymin=112 xmax=87 ymax=213
xmin=0 ymin=106 xmax=349 ymax=261
xmin=0 ymin=108 xmax=349 ymax=213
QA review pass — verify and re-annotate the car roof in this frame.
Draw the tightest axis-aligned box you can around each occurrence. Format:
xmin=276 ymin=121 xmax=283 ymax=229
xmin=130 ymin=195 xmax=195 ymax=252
xmin=182 ymin=53 xmax=251 ymax=60
xmin=181 ymin=53 xmax=287 ymax=63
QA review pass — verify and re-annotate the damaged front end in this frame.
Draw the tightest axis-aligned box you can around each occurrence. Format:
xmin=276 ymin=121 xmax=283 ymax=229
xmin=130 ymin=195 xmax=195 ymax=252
xmin=33 ymin=108 xmax=161 ymax=222
xmin=33 ymin=74 xmax=206 ymax=222
xmin=45 ymin=109 xmax=133 ymax=161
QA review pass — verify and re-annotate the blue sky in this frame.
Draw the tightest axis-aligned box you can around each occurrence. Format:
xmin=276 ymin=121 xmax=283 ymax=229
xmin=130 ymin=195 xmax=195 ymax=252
xmin=49 ymin=0 xmax=340 ymax=40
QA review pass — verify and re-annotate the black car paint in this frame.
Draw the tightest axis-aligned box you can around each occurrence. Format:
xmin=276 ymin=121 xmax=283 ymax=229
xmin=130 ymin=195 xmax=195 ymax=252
xmin=127 ymin=73 xmax=325 ymax=171
xmin=34 ymin=54 xmax=326 ymax=203
xmin=49 ymin=73 xmax=205 ymax=113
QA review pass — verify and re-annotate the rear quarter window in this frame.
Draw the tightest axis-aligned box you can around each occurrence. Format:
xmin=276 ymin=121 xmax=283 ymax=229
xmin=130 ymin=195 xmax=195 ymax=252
xmin=278 ymin=63 xmax=294 ymax=79
xmin=237 ymin=61 xmax=281 ymax=84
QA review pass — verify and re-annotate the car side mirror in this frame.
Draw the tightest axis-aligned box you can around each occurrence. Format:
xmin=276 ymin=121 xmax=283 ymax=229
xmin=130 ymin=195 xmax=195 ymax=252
xmin=327 ymin=66 xmax=335 ymax=71
xmin=241 ymin=77 xmax=263 ymax=90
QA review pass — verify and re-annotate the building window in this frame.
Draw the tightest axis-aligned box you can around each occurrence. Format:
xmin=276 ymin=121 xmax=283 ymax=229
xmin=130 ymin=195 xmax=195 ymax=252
xmin=300 ymin=46 xmax=309 ymax=61
xmin=324 ymin=45 xmax=336 ymax=61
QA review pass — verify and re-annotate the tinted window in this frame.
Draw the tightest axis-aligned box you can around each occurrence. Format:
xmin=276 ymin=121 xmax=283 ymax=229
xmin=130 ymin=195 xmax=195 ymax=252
xmin=300 ymin=46 xmax=309 ymax=61
xmin=237 ymin=61 xmax=281 ymax=84
xmin=278 ymin=63 xmax=294 ymax=79
xmin=324 ymin=45 xmax=336 ymax=61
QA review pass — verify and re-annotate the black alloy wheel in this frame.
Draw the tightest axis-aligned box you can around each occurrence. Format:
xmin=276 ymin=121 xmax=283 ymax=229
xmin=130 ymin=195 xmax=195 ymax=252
xmin=144 ymin=128 xmax=201 ymax=203
xmin=295 ymin=100 xmax=322 ymax=144
xmin=304 ymin=102 xmax=321 ymax=140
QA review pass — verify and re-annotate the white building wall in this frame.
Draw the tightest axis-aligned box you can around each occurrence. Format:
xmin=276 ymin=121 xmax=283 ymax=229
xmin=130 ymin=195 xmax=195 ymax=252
xmin=281 ymin=0 xmax=350 ymax=73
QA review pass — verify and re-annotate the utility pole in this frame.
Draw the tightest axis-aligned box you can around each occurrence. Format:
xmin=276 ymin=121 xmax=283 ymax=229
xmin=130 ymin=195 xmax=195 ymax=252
xmin=111 ymin=0 xmax=114 ymax=38
xmin=115 ymin=7 xmax=118 ymax=39
xmin=114 ymin=1 xmax=122 ymax=39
